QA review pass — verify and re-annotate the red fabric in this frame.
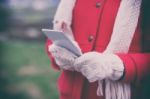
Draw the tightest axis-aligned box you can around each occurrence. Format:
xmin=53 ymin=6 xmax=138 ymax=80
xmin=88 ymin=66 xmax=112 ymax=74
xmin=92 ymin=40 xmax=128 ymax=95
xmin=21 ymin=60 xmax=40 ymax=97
xmin=120 ymin=54 xmax=150 ymax=83
xmin=118 ymin=54 xmax=137 ymax=83
xmin=46 ymin=0 xmax=150 ymax=99
xmin=45 ymin=39 xmax=60 ymax=70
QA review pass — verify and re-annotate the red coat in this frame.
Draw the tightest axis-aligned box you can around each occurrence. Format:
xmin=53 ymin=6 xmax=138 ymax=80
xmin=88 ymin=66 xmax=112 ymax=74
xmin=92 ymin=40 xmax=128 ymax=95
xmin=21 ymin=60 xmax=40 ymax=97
xmin=46 ymin=0 xmax=150 ymax=99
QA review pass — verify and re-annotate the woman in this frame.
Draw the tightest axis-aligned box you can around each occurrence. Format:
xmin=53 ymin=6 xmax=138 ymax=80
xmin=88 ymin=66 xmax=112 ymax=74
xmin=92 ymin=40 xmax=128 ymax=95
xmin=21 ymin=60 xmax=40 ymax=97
xmin=46 ymin=0 xmax=150 ymax=99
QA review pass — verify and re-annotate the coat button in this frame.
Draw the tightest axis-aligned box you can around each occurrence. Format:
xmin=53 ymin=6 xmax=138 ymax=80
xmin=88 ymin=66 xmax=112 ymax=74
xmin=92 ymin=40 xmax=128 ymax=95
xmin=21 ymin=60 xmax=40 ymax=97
xmin=88 ymin=35 xmax=94 ymax=42
xmin=96 ymin=2 xmax=101 ymax=8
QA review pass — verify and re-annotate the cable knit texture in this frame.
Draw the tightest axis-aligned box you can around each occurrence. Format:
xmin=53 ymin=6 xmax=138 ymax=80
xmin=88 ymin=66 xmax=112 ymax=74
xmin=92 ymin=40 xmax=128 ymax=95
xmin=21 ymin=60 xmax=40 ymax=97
xmin=49 ymin=44 xmax=77 ymax=71
xmin=52 ymin=0 xmax=142 ymax=99
xmin=74 ymin=52 xmax=124 ymax=82
xmin=103 ymin=0 xmax=142 ymax=99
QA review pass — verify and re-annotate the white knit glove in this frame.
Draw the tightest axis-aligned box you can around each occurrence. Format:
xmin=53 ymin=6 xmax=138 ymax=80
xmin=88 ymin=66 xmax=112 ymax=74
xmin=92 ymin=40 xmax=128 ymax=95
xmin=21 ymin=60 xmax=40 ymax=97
xmin=74 ymin=52 xmax=124 ymax=82
xmin=48 ymin=44 xmax=77 ymax=71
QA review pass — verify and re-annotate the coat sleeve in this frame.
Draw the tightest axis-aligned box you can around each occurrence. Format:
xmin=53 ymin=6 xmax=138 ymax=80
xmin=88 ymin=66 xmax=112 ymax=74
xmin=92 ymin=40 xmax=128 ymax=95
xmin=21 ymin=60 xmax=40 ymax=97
xmin=117 ymin=53 xmax=150 ymax=83
xmin=45 ymin=39 xmax=60 ymax=70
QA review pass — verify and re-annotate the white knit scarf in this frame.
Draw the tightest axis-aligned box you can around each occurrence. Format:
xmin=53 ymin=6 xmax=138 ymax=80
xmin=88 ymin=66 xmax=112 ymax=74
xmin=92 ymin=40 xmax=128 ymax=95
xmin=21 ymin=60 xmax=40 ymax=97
xmin=101 ymin=0 xmax=142 ymax=99
xmin=53 ymin=0 xmax=142 ymax=99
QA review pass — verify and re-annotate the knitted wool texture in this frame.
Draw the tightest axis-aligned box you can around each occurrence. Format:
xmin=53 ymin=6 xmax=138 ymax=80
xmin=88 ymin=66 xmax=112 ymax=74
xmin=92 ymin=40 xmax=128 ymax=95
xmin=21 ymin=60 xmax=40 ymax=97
xmin=102 ymin=0 xmax=142 ymax=99
xmin=53 ymin=0 xmax=142 ymax=99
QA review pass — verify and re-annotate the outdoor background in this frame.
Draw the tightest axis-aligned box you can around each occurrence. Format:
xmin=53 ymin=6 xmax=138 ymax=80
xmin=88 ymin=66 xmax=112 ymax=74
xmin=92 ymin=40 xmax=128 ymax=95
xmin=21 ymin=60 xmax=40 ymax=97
xmin=0 ymin=0 xmax=60 ymax=99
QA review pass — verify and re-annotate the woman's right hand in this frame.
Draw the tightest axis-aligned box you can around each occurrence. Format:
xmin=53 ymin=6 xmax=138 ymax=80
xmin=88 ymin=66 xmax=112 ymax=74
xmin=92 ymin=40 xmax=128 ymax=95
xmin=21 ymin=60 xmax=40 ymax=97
xmin=48 ymin=44 xmax=77 ymax=71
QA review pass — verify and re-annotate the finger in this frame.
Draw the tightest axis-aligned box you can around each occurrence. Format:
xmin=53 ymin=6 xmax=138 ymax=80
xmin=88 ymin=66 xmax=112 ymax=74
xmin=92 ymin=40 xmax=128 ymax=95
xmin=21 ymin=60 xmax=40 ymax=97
xmin=62 ymin=22 xmax=68 ymax=32
xmin=53 ymin=21 xmax=62 ymax=31
xmin=54 ymin=21 xmax=68 ymax=32
xmin=48 ymin=44 xmax=58 ymax=53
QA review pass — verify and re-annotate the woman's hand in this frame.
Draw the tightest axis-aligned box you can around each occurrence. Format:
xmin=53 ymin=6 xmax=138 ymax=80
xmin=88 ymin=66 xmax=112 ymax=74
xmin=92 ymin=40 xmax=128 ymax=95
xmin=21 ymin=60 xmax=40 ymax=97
xmin=48 ymin=44 xmax=77 ymax=71
xmin=74 ymin=52 xmax=124 ymax=82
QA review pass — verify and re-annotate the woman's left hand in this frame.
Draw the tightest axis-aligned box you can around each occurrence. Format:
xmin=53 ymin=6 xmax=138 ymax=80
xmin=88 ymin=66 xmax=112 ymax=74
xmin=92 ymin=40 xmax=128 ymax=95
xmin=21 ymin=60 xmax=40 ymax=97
xmin=74 ymin=52 xmax=124 ymax=82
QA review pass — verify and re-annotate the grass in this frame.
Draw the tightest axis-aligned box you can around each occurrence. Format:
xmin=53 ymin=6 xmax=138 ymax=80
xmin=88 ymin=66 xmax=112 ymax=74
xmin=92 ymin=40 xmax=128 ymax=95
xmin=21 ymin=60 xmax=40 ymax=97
xmin=0 ymin=41 xmax=60 ymax=99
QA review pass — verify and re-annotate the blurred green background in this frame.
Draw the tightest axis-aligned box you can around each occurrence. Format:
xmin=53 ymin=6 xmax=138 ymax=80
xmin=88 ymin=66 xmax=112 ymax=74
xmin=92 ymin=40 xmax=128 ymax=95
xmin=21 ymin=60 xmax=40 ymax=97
xmin=0 ymin=0 xmax=60 ymax=99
